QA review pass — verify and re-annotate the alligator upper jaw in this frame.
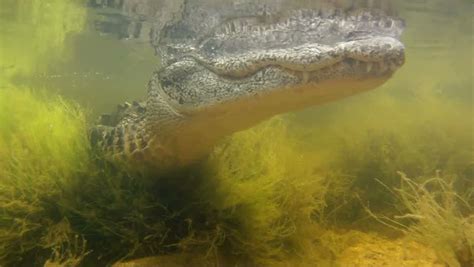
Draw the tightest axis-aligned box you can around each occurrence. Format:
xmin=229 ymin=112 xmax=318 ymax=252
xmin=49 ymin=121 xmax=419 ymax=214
xmin=190 ymin=36 xmax=405 ymax=79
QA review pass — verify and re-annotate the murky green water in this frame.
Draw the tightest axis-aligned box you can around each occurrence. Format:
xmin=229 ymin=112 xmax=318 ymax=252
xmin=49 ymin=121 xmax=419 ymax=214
xmin=3 ymin=0 xmax=472 ymax=115
xmin=0 ymin=0 xmax=472 ymax=266
xmin=2 ymin=0 xmax=156 ymax=115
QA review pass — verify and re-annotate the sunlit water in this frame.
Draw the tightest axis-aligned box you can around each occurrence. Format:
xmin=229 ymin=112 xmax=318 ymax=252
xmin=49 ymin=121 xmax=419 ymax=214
xmin=3 ymin=0 xmax=472 ymax=116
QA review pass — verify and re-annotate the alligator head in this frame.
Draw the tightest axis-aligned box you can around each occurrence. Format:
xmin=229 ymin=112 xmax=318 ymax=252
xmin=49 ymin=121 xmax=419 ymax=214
xmin=91 ymin=0 xmax=405 ymax=169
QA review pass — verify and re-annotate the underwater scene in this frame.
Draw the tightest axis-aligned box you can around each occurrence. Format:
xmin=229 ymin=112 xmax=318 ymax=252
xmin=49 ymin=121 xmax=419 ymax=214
xmin=0 ymin=0 xmax=472 ymax=266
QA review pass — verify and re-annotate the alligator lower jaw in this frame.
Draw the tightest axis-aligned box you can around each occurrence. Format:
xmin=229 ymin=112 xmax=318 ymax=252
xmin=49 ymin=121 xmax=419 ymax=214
xmin=152 ymin=74 xmax=392 ymax=167
xmin=192 ymin=74 xmax=392 ymax=119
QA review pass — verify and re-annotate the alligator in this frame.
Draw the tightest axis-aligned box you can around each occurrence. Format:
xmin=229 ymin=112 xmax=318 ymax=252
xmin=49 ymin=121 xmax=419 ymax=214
xmin=90 ymin=0 xmax=405 ymax=169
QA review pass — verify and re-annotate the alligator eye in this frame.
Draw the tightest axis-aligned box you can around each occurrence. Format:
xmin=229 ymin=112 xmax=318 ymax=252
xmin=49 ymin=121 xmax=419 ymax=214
xmin=201 ymin=39 xmax=223 ymax=54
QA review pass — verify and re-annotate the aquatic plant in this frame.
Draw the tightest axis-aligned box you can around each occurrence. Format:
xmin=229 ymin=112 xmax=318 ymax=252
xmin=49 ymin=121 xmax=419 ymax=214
xmin=0 ymin=87 xmax=90 ymax=265
xmin=184 ymin=118 xmax=329 ymax=265
xmin=292 ymin=87 xmax=474 ymax=227
xmin=365 ymin=173 xmax=473 ymax=267
xmin=42 ymin=219 xmax=90 ymax=267
xmin=0 ymin=88 xmax=174 ymax=265
xmin=0 ymin=88 xmax=327 ymax=265
xmin=1 ymin=87 xmax=471 ymax=266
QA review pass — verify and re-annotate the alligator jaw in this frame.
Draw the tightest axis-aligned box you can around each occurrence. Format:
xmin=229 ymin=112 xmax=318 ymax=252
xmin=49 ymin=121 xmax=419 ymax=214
xmin=155 ymin=76 xmax=392 ymax=166
xmin=158 ymin=35 xmax=405 ymax=109
xmin=148 ymin=39 xmax=405 ymax=166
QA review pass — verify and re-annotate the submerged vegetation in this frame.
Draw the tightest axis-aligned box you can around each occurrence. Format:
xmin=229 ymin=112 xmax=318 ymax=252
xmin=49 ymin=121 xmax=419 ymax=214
xmin=306 ymin=93 xmax=474 ymax=228
xmin=367 ymin=173 xmax=473 ymax=267
xmin=0 ymin=87 xmax=472 ymax=266
xmin=0 ymin=88 xmax=90 ymax=265
xmin=191 ymin=119 xmax=327 ymax=265
xmin=0 ymin=90 xmax=322 ymax=265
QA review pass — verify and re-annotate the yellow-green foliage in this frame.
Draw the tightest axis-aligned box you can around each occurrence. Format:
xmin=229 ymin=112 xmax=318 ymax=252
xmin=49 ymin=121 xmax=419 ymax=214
xmin=0 ymin=87 xmax=90 ymax=176
xmin=42 ymin=219 xmax=90 ymax=267
xmin=366 ymin=173 xmax=473 ymax=267
xmin=290 ymin=87 xmax=474 ymax=225
xmin=191 ymin=118 xmax=328 ymax=265
xmin=0 ymin=0 xmax=86 ymax=79
xmin=0 ymin=87 xmax=90 ymax=265
xmin=0 ymin=88 xmax=166 ymax=266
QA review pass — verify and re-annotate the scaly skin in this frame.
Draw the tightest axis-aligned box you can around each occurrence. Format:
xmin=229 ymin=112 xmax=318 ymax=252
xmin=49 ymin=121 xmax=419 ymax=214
xmin=90 ymin=0 xmax=405 ymax=169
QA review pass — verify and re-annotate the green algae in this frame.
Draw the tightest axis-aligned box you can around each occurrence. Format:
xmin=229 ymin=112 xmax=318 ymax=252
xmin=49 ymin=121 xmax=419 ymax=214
xmin=186 ymin=118 xmax=328 ymax=265
xmin=0 ymin=86 xmax=472 ymax=266
xmin=366 ymin=173 xmax=473 ymax=267
xmin=0 ymin=88 xmax=174 ymax=265
xmin=0 ymin=87 xmax=91 ymax=265
xmin=287 ymin=82 xmax=474 ymax=228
